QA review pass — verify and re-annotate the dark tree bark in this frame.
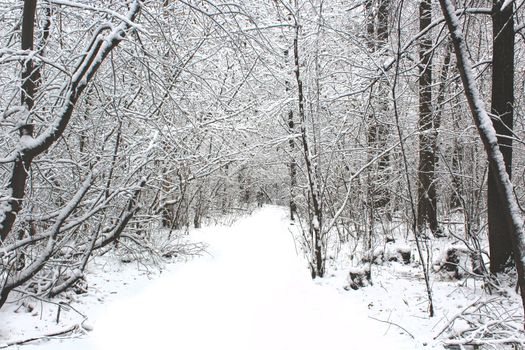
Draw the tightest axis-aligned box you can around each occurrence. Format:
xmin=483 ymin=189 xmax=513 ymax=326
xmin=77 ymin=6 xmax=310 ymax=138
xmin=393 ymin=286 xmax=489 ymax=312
xmin=377 ymin=0 xmax=389 ymax=45
xmin=289 ymin=109 xmax=298 ymax=221
xmin=488 ymin=0 xmax=514 ymax=273
xmin=1 ymin=0 xmax=38 ymax=243
xmin=365 ymin=0 xmax=375 ymax=51
xmin=438 ymin=0 xmax=525 ymax=327
xmin=21 ymin=0 xmax=37 ymax=110
xmin=416 ymin=0 xmax=440 ymax=236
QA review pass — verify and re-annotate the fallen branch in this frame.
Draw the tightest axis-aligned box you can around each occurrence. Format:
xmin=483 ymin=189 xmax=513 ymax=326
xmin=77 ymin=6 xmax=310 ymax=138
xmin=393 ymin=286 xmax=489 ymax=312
xmin=433 ymin=297 xmax=525 ymax=346
xmin=444 ymin=336 xmax=525 ymax=347
xmin=0 ymin=324 xmax=81 ymax=348
xmin=433 ymin=297 xmax=484 ymax=339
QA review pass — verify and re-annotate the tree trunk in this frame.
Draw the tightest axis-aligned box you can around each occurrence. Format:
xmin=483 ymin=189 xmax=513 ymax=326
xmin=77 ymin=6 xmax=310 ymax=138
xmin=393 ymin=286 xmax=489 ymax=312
xmin=377 ymin=0 xmax=389 ymax=45
xmin=365 ymin=0 xmax=375 ymax=51
xmin=438 ymin=0 xmax=525 ymax=327
xmin=0 ymin=0 xmax=37 ymax=242
xmin=284 ymin=16 xmax=297 ymax=221
xmin=367 ymin=0 xmax=391 ymax=210
xmin=417 ymin=0 xmax=440 ymax=236
xmin=21 ymin=0 xmax=37 ymax=110
xmin=289 ymin=109 xmax=298 ymax=221
xmin=294 ymin=25 xmax=324 ymax=278
xmin=488 ymin=0 xmax=514 ymax=273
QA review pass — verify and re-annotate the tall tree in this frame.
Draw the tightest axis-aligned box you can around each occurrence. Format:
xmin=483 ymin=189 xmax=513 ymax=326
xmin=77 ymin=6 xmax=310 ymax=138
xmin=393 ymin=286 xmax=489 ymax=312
xmin=488 ymin=0 xmax=515 ymax=273
xmin=438 ymin=0 xmax=525 ymax=326
xmin=288 ymin=72 xmax=298 ymax=222
xmin=364 ymin=0 xmax=391 ymax=276
xmin=284 ymin=1 xmax=298 ymax=223
xmin=1 ymin=0 xmax=38 ymax=243
xmin=20 ymin=0 xmax=37 ymax=111
xmin=416 ymin=0 xmax=440 ymax=236
xmin=294 ymin=21 xmax=324 ymax=278
xmin=366 ymin=0 xmax=391 ymax=210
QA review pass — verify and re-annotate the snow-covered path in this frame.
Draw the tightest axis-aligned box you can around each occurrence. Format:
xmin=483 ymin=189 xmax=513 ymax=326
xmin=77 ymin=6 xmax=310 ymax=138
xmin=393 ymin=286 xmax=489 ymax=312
xmin=22 ymin=206 xmax=419 ymax=349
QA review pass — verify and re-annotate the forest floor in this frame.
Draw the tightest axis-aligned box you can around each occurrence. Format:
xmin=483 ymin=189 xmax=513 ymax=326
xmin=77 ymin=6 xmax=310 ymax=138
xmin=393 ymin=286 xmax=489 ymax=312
xmin=0 ymin=206 xmax=522 ymax=349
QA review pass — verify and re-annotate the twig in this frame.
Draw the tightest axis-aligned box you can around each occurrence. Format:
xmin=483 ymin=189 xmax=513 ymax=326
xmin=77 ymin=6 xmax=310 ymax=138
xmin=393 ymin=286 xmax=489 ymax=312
xmin=0 ymin=324 xmax=81 ymax=348
xmin=368 ymin=315 xmax=415 ymax=339
xmin=434 ymin=296 xmax=525 ymax=346
xmin=433 ymin=297 xmax=484 ymax=339
xmin=444 ymin=337 xmax=525 ymax=347
xmin=12 ymin=288 xmax=88 ymax=321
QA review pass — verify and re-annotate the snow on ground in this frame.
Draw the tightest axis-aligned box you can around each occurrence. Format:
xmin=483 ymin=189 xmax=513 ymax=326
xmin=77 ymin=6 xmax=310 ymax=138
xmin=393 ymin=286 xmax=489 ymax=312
xmin=0 ymin=206 xmax=475 ymax=349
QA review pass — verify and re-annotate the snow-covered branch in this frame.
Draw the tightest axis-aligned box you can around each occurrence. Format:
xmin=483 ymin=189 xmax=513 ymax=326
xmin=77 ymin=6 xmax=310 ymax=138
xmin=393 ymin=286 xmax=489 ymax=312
xmin=438 ymin=0 xmax=525 ymax=327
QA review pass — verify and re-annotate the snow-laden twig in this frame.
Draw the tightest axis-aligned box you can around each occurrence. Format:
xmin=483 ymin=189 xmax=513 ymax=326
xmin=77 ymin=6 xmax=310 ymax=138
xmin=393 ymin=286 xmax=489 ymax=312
xmin=46 ymin=0 xmax=144 ymax=32
xmin=0 ymin=324 xmax=83 ymax=348
xmin=0 ymin=173 xmax=94 ymax=307
xmin=11 ymin=288 xmax=88 ymax=321
xmin=0 ymin=0 xmax=142 ymax=244
xmin=368 ymin=315 xmax=415 ymax=339
xmin=433 ymin=297 xmax=485 ymax=339
xmin=324 ymin=135 xmax=413 ymax=234
xmin=434 ymin=297 xmax=525 ymax=347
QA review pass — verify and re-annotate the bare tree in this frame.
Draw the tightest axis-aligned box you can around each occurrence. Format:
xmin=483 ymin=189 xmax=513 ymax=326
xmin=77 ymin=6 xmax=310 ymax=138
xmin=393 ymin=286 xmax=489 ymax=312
xmin=438 ymin=0 xmax=525 ymax=326
xmin=0 ymin=1 xmax=142 ymax=242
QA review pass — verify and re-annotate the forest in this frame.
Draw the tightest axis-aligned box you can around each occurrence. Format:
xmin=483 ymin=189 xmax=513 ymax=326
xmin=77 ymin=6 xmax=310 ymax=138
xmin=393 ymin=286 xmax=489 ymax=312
xmin=1 ymin=0 xmax=525 ymax=348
